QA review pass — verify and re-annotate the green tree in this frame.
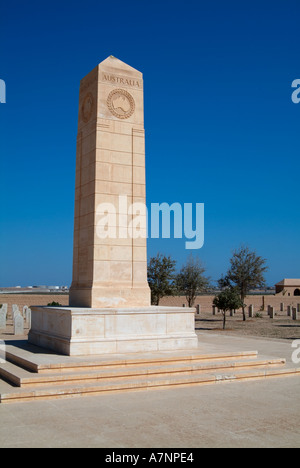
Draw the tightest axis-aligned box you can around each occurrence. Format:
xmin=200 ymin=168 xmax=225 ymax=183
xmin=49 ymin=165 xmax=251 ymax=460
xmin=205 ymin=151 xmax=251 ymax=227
xmin=176 ymin=255 xmax=210 ymax=307
xmin=213 ymin=288 xmax=243 ymax=330
xmin=221 ymin=246 xmax=268 ymax=321
xmin=148 ymin=253 xmax=177 ymax=305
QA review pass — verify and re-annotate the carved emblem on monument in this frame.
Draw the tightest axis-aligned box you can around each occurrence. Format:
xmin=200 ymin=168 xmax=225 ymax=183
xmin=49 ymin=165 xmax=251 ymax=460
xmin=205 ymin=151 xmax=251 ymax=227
xmin=107 ymin=89 xmax=135 ymax=119
xmin=81 ymin=92 xmax=94 ymax=123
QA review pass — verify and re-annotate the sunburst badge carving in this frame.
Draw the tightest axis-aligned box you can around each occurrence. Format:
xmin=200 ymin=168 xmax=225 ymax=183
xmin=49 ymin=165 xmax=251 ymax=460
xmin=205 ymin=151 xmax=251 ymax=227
xmin=107 ymin=89 xmax=135 ymax=119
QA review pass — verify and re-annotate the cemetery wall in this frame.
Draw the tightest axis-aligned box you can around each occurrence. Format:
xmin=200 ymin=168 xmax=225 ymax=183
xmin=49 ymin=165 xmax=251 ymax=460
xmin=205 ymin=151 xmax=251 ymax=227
xmin=0 ymin=294 xmax=69 ymax=315
xmin=161 ymin=295 xmax=300 ymax=312
xmin=1 ymin=293 xmax=298 ymax=315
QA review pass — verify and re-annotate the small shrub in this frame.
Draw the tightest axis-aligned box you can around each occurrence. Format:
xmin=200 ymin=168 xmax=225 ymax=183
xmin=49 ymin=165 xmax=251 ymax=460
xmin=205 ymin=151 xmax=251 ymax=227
xmin=47 ymin=301 xmax=62 ymax=307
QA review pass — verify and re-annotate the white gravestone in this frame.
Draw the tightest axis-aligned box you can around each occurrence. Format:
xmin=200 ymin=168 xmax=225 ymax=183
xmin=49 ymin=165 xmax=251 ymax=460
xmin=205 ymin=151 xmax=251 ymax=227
xmin=13 ymin=308 xmax=21 ymax=320
xmin=14 ymin=314 xmax=24 ymax=335
xmin=0 ymin=309 xmax=7 ymax=330
xmin=25 ymin=308 xmax=31 ymax=329
xmin=0 ymin=340 xmax=5 ymax=364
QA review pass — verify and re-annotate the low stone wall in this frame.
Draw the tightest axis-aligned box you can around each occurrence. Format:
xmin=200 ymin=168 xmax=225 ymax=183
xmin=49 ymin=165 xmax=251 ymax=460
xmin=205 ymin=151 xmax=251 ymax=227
xmin=1 ymin=293 xmax=299 ymax=316
xmin=160 ymin=295 xmax=300 ymax=313
xmin=0 ymin=294 xmax=69 ymax=316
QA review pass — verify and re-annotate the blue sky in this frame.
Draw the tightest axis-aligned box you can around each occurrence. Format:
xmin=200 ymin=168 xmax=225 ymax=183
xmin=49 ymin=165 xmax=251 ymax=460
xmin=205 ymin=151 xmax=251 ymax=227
xmin=0 ymin=0 xmax=299 ymax=287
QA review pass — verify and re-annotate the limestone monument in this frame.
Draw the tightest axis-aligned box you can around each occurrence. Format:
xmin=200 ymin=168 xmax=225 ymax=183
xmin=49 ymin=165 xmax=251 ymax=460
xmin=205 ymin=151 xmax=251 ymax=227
xmin=29 ymin=56 xmax=198 ymax=356
xmin=69 ymin=55 xmax=150 ymax=308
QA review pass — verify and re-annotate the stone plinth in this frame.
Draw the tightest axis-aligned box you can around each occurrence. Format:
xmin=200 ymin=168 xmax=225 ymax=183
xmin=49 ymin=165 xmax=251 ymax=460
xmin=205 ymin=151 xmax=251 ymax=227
xmin=28 ymin=306 xmax=198 ymax=356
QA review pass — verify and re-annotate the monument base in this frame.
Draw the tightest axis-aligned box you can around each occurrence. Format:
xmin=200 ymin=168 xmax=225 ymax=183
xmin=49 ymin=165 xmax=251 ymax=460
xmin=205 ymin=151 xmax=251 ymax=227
xmin=28 ymin=306 xmax=198 ymax=356
xmin=69 ymin=285 xmax=151 ymax=309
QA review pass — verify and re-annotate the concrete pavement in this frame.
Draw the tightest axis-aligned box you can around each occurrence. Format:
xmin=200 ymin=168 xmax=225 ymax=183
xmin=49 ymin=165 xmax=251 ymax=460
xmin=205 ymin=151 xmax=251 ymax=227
xmin=0 ymin=332 xmax=299 ymax=448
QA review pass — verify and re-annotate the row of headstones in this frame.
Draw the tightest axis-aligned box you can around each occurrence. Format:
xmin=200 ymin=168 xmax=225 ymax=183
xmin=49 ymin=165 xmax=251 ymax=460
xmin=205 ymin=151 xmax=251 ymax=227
xmin=212 ymin=306 xmax=237 ymax=316
xmin=190 ymin=305 xmax=238 ymax=315
xmin=209 ymin=304 xmax=300 ymax=319
xmin=194 ymin=305 xmax=240 ymax=316
xmin=267 ymin=304 xmax=300 ymax=320
xmin=0 ymin=304 xmax=31 ymax=335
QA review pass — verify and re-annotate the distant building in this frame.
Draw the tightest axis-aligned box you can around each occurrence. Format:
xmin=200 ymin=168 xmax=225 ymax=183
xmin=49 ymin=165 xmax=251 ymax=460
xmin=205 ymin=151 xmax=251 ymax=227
xmin=275 ymin=279 xmax=300 ymax=297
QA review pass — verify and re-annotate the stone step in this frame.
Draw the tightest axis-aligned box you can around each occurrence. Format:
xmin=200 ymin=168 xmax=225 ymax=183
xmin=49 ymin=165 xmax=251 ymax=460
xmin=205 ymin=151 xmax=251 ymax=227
xmin=1 ymin=365 xmax=300 ymax=404
xmin=4 ymin=344 xmax=259 ymax=374
xmin=0 ymin=358 xmax=286 ymax=388
xmin=1 ymin=342 xmax=298 ymax=404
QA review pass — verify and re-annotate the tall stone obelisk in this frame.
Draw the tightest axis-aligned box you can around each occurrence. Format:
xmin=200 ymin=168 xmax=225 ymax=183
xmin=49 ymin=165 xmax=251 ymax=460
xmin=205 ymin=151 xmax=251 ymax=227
xmin=29 ymin=57 xmax=198 ymax=356
xmin=69 ymin=56 xmax=151 ymax=308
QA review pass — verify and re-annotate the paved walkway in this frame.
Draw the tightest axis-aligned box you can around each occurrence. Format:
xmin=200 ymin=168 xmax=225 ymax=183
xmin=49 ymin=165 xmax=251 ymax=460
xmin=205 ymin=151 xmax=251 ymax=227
xmin=0 ymin=332 xmax=299 ymax=448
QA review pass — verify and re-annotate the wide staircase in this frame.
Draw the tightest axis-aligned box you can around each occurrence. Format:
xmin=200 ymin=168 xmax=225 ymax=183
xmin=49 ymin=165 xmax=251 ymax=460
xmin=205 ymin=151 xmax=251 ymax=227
xmin=0 ymin=341 xmax=299 ymax=403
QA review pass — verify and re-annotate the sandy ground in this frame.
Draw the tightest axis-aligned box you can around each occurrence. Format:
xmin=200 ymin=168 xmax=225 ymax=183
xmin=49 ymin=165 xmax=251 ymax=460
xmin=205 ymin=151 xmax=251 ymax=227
xmin=195 ymin=310 xmax=300 ymax=340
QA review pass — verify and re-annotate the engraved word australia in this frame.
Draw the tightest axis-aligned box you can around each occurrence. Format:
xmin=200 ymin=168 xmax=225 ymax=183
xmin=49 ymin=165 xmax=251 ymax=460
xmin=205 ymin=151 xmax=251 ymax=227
xmin=102 ymin=73 xmax=141 ymax=88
